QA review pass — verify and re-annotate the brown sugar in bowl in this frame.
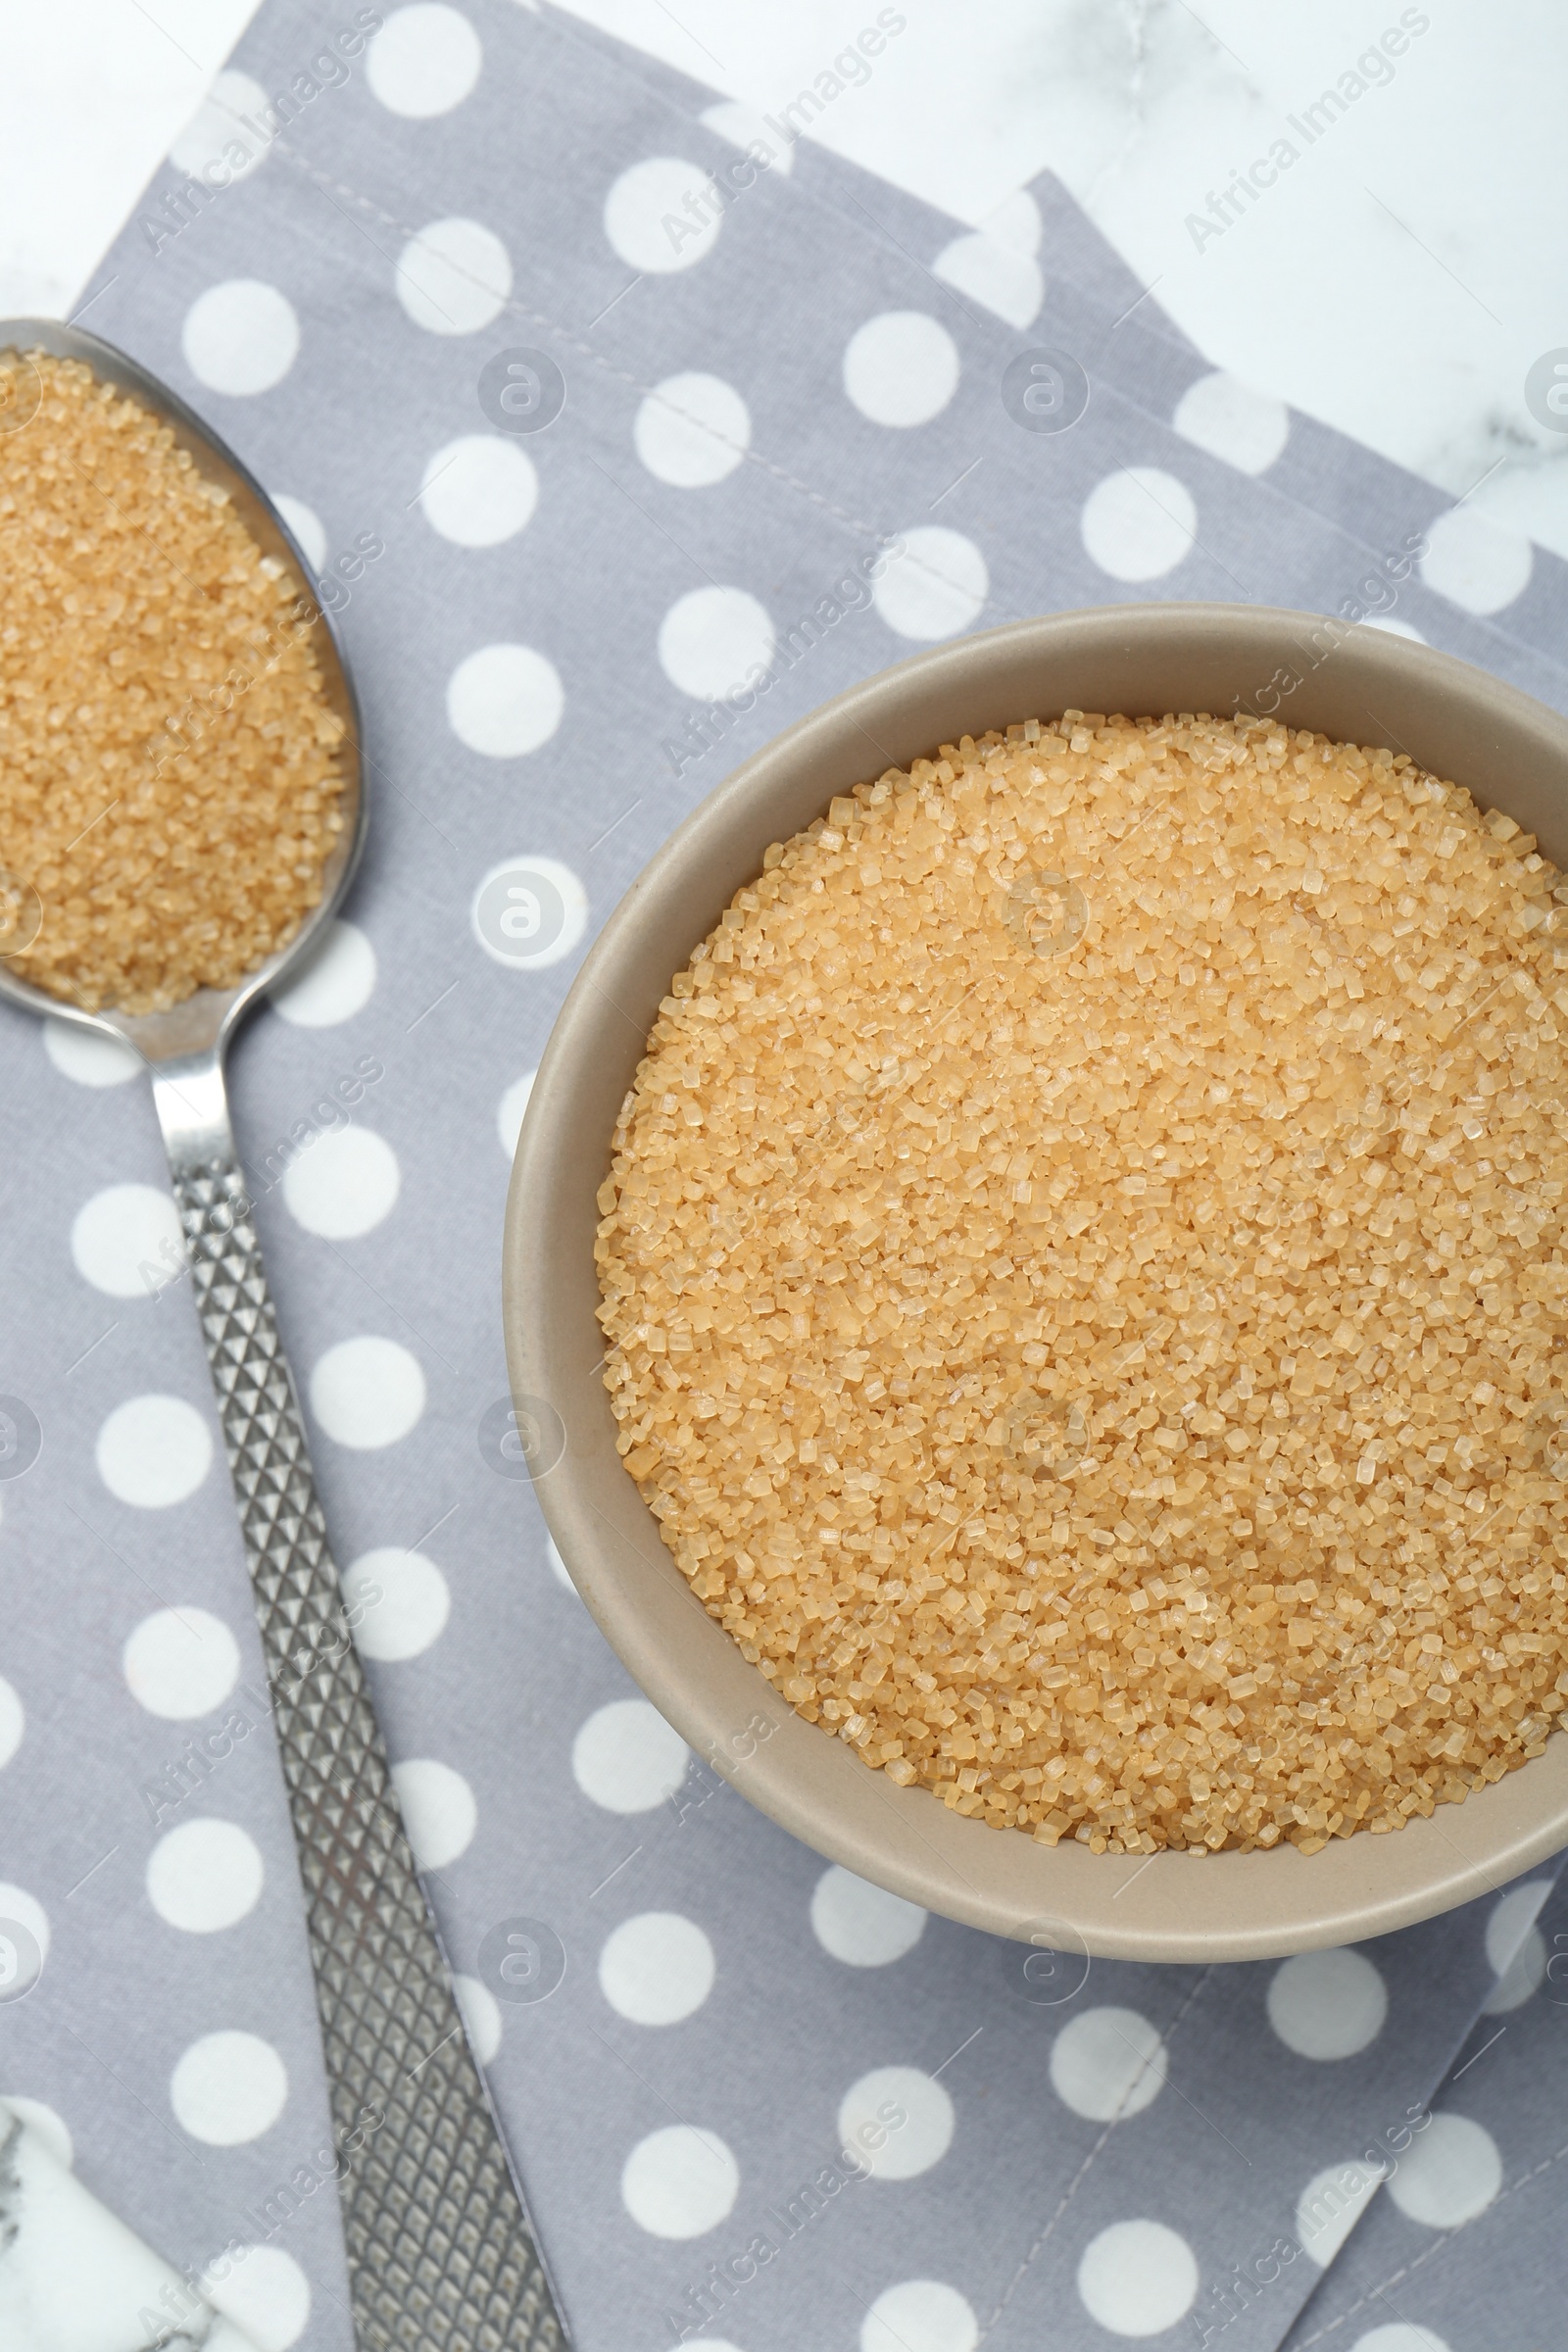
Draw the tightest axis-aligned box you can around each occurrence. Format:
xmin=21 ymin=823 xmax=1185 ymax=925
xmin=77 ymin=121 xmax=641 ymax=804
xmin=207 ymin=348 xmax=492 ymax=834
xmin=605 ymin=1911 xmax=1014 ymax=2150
xmin=503 ymin=606 xmax=1568 ymax=1960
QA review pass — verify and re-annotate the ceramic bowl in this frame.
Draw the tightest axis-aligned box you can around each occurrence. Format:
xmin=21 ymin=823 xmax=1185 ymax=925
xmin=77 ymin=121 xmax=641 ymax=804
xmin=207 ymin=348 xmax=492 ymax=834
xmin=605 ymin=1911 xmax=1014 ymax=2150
xmin=504 ymin=603 xmax=1568 ymax=1960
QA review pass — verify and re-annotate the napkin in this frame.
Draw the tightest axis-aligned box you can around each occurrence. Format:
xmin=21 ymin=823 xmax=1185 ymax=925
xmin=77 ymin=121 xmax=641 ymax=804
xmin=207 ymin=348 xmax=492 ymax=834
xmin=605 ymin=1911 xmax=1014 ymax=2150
xmin=565 ymin=9 xmax=1568 ymax=705
xmin=0 ymin=5 xmax=1562 ymax=2349
xmin=1278 ymin=1870 xmax=1568 ymax=2352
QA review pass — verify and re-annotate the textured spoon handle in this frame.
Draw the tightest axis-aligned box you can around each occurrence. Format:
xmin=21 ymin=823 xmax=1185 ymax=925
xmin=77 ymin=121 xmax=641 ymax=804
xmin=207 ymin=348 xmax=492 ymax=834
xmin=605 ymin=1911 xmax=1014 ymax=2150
xmin=151 ymin=1054 xmax=564 ymax=2352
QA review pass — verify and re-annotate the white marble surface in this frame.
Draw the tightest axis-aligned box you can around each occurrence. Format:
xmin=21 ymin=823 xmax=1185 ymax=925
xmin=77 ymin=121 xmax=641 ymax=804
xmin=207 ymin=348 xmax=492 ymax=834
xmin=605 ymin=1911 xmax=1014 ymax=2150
xmin=0 ymin=0 xmax=260 ymax=317
xmin=4 ymin=0 xmax=1564 ymax=554
xmin=0 ymin=2099 xmax=261 ymax=2352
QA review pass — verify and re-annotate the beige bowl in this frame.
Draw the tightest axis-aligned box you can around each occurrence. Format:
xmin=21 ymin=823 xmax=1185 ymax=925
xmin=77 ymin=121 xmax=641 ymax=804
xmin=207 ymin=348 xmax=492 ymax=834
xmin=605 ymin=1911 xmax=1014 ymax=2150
xmin=504 ymin=603 xmax=1568 ymax=1961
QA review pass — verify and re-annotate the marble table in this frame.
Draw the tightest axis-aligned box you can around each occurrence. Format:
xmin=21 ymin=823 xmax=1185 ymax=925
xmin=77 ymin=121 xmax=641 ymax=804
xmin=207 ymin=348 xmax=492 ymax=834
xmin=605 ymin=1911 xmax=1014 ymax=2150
xmin=0 ymin=2099 xmax=262 ymax=2350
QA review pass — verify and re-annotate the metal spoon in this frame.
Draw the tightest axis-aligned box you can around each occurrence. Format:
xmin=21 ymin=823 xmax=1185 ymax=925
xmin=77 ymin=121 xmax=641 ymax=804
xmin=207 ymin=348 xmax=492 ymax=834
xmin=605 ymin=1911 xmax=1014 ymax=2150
xmin=0 ymin=320 xmax=563 ymax=2352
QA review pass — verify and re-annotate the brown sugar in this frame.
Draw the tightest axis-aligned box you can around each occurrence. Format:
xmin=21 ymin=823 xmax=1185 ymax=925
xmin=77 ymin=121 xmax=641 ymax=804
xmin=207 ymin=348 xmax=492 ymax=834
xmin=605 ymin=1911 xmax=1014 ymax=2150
xmin=597 ymin=712 xmax=1568 ymax=1855
xmin=0 ymin=350 xmax=346 ymax=1014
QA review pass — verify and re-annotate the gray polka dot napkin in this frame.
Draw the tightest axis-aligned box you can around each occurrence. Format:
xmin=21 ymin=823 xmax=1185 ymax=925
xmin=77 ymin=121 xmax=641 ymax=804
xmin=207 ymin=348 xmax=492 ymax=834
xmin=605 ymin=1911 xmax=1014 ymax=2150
xmin=0 ymin=5 xmax=1563 ymax=2349
xmin=1278 ymin=1869 xmax=1568 ymax=2352
xmin=565 ymin=11 xmax=1568 ymax=700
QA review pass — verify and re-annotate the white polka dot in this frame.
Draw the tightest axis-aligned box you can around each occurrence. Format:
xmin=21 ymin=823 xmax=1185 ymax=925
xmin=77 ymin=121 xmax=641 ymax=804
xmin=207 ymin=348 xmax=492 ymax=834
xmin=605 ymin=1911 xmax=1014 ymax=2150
xmin=635 ymin=373 xmax=751 ymax=488
xmin=978 ymin=190 xmax=1043 ymax=255
xmin=1077 ymin=2220 xmax=1199 ymax=2336
xmin=1267 ymin=1948 xmax=1388 ymax=2060
xmin=203 ymin=2245 xmax=311 ymax=2352
xmin=392 ymin=1757 xmax=476 ymax=1868
xmin=71 ymin=1183 xmax=185 ymax=1299
xmin=1491 ymin=1874 xmax=1554 ymax=1969
xmin=270 ymin=919 xmax=376 ymax=1027
xmin=341 ymin=1546 xmax=450 ymax=1662
xmin=123 ymin=1607 xmax=241 ymax=1720
xmin=170 ymin=70 xmax=270 ymax=184
xmin=396 ymin=217 xmax=511 ymax=335
xmin=1081 ymin=466 xmax=1198 ymax=581
xmin=171 ymin=2031 xmax=287 ymax=2145
xmin=182 ymin=279 xmax=299 ymax=396
xmin=147 ymin=1819 xmax=264 ymax=1934
xmin=419 ymin=435 xmax=538 ymax=547
xmin=932 ymin=234 xmax=1043 ymax=329
xmin=599 ymin=1912 xmax=714 ymax=2025
xmin=281 ymin=1125 xmax=400 ymax=1241
xmin=604 ymin=157 xmax=722 ymax=273
xmin=447 ymin=643 xmax=564 ymax=757
xmin=873 ymin=526 xmax=988 ymax=640
xmin=863 ymin=2280 xmax=976 ymax=2352
xmin=1350 ymin=2327 xmax=1450 ymax=2352
xmin=1296 ymin=2159 xmax=1384 ymax=2265
xmin=572 ymin=1699 xmax=690 ymax=1813
xmin=1482 ymin=1879 xmax=1552 ymax=2012
xmin=454 ymin=1972 xmax=502 ymax=2065
xmin=0 ymin=1678 xmax=23 ymax=1773
xmin=43 ymin=1020 xmax=139 ymax=1087
xmin=838 ymin=2066 xmax=953 ymax=2181
xmin=700 ymin=98 xmax=791 ymax=172
xmin=1387 ymin=2114 xmax=1502 ymax=2229
xmin=620 ymin=2124 xmax=738 ymax=2237
xmin=309 ymin=1337 xmax=425 ymax=1449
xmin=843 ymin=312 xmax=960 ymax=428
xmin=498 ymin=1071 xmax=536 ymax=1157
xmin=367 ymin=4 xmax=480 ymax=116
xmin=1486 ymin=1919 xmax=1542 ymax=2013
xmin=0 ymin=1887 xmax=48 ymax=1999
xmin=1173 ymin=370 xmax=1291 ymax=473
xmin=1050 ymin=2006 xmax=1166 ymax=2122
xmin=1420 ymin=506 xmax=1534 ymax=615
xmin=658 ymin=585 xmax=774 ymax=702
xmin=271 ymin=494 xmax=326 ymax=574
xmin=2 ymin=2098 xmax=72 ymax=2169
xmin=1360 ymin=614 xmax=1427 ymax=642
xmin=810 ymin=1866 xmax=925 ymax=1967
xmin=471 ymin=856 xmax=587 ymax=970
xmin=547 ymin=1538 xmax=574 ymax=1591
xmin=97 ymin=1396 xmax=213 ymax=1509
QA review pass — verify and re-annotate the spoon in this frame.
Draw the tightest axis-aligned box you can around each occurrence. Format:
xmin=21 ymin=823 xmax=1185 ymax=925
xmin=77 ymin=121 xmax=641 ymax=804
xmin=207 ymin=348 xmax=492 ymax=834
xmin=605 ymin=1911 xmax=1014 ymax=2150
xmin=0 ymin=321 xmax=562 ymax=2352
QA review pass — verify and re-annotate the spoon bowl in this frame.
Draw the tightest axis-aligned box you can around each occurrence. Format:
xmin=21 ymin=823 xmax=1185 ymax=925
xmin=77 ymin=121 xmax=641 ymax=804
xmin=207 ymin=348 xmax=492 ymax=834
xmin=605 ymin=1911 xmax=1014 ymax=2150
xmin=0 ymin=318 xmax=366 ymax=1056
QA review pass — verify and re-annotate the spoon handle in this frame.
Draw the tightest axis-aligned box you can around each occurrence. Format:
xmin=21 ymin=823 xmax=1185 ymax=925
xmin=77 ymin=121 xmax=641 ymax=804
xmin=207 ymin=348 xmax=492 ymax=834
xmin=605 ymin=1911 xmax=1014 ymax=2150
xmin=151 ymin=1052 xmax=564 ymax=2352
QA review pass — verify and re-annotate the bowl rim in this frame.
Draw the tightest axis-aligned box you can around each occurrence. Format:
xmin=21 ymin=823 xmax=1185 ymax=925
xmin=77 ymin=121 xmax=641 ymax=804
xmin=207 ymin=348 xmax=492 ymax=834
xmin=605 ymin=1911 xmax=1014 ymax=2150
xmin=505 ymin=602 xmax=1568 ymax=1961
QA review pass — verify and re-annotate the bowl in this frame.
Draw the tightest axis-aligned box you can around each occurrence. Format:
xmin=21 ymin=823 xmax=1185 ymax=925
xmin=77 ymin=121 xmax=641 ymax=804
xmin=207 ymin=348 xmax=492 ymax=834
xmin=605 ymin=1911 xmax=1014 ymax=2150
xmin=503 ymin=603 xmax=1568 ymax=1961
